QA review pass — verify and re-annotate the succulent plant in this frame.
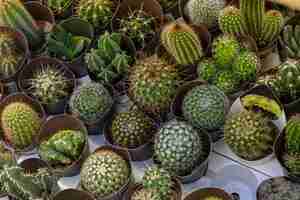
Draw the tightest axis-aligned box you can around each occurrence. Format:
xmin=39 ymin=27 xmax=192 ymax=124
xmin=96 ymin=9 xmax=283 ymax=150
xmin=75 ymin=0 xmax=115 ymax=29
xmin=182 ymin=84 xmax=227 ymax=130
xmin=1 ymin=102 xmax=42 ymax=150
xmin=111 ymin=109 xmax=156 ymax=148
xmin=69 ymin=82 xmax=113 ymax=123
xmin=197 ymin=59 xmax=217 ymax=82
xmin=154 ymin=120 xmax=206 ymax=176
xmin=283 ymin=153 xmax=300 ymax=176
xmin=158 ymin=0 xmax=178 ymax=11
xmin=224 ymin=110 xmax=277 ymax=161
xmin=281 ymin=25 xmax=300 ymax=59
xmin=0 ymin=143 xmax=15 ymax=168
xmin=128 ymin=56 xmax=178 ymax=118
xmin=47 ymin=0 xmax=72 ymax=15
xmin=204 ymin=197 xmax=224 ymax=200
xmin=39 ymin=129 xmax=85 ymax=166
xmin=285 ymin=116 xmax=300 ymax=153
xmin=232 ymin=50 xmax=258 ymax=81
xmin=161 ymin=20 xmax=203 ymax=65
xmin=26 ymin=64 xmax=71 ymax=105
xmin=131 ymin=188 xmax=162 ymax=200
xmin=213 ymin=70 xmax=239 ymax=94
xmin=80 ymin=149 xmax=130 ymax=198
xmin=185 ymin=0 xmax=226 ymax=29
xmin=218 ymin=6 xmax=243 ymax=36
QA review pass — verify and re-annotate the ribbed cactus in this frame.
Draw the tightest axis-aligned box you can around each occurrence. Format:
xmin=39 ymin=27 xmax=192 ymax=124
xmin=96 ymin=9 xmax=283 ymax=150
xmin=218 ymin=6 xmax=243 ymax=36
xmin=232 ymin=50 xmax=258 ymax=81
xmin=197 ymin=59 xmax=217 ymax=82
xmin=69 ymin=82 xmax=113 ymax=123
xmin=47 ymin=0 xmax=72 ymax=15
xmin=213 ymin=70 xmax=239 ymax=94
xmin=282 ymin=25 xmax=300 ymax=59
xmin=0 ymin=0 xmax=44 ymax=49
xmin=132 ymin=188 xmax=161 ymax=200
xmin=161 ymin=20 xmax=203 ymax=65
xmin=1 ymin=102 xmax=42 ymax=150
xmin=0 ymin=143 xmax=15 ymax=168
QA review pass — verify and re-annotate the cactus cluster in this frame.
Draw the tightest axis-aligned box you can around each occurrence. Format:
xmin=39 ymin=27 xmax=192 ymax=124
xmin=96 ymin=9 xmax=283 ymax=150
xmin=1 ymin=102 xmax=42 ymax=150
xmin=85 ymin=32 xmax=131 ymax=84
xmin=80 ymin=149 xmax=130 ymax=198
xmin=281 ymin=24 xmax=300 ymax=59
xmin=47 ymin=0 xmax=72 ymax=15
xmin=39 ymin=129 xmax=85 ymax=167
xmin=161 ymin=20 xmax=203 ymax=65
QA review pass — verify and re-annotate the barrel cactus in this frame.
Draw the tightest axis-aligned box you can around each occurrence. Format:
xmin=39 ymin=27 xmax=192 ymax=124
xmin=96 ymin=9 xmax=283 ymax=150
xmin=0 ymin=143 xmax=15 ymax=168
xmin=1 ymin=102 xmax=42 ymax=150
xmin=132 ymin=188 xmax=162 ymax=200
xmin=182 ymin=84 xmax=228 ymax=130
xmin=161 ymin=20 xmax=204 ymax=65
xmin=213 ymin=70 xmax=239 ymax=94
xmin=218 ymin=6 xmax=243 ymax=36
xmin=232 ymin=50 xmax=258 ymax=81
xmin=47 ymin=0 xmax=72 ymax=15
xmin=282 ymin=25 xmax=300 ymax=59
xmin=224 ymin=110 xmax=277 ymax=161
xmin=69 ymin=82 xmax=113 ymax=123
xmin=80 ymin=149 xmax=130 ymax=198
xmin=197 ymin=59 xmax=217 ymax=82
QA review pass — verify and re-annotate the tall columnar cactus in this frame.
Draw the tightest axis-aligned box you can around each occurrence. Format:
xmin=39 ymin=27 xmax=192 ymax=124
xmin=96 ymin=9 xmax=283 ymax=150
xmin=197 ymin=59 xmax=217 ymax=82
xmin=282 ymin=25 xmax=300 ymax=59
xmin=80 ymin=149 xmax=130 ymax=198
xmin=218 ymin=6 xmax=243 ymax=36
xmin=161 ymin=20 xmax=204 ymax=65
xmin=0 ymin=0 xmax=44 ymax=49
xmin=1 ymin=102 xmax=42 ymax=150
xmin=232 ymin=50 xmax=258 ymax=81
xmin=224 ymin=110 xmax=277 ymax=161
xmin=47 ymin=0 xmax=72 ymax=14
xmin=69 ymin=82 xmax=113 ymax=123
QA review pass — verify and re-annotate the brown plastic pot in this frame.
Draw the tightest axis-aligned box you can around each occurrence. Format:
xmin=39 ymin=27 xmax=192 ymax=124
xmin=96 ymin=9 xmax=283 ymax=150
xmin=18 ymin=56 xmax=76 ymax=115
xmin=53 ymin=189 xmax=95 ymax=200
xmin=37 ymin=114 xmax=90 ymax=177
xmin=0 ymin=93 xmax=46 ymax=154
xmin=184 ymin=188 xmax=233 ymax=200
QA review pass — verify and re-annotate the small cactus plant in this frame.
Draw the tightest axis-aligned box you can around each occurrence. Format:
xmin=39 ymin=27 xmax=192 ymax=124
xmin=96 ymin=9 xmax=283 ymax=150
xmin=218 ymin=6 xmax=243 ymax=36
xmin=281 ymin=25 xmax=300 ymax=59
xmin=213 ymin=70 xmax=239 ymax=94
xmin=47 ymin=0 xmax=72 ymax=15
xmin=232 ymin=50 xmax=258 ymax=81
xmin=131 ymin=188 xmax=162 ymax=200
xmin=197 ymin=59 xmax=217 ymax=82
xmin=0 ymin=143 xmax=15 ymax=168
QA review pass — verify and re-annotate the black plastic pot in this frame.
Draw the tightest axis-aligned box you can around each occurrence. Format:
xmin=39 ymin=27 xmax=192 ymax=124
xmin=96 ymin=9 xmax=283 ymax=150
xmin=184 ymin=188 xmax=233 ymax=200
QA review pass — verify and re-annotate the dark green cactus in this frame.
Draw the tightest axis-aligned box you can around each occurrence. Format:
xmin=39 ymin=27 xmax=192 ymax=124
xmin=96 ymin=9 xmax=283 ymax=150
xmin=47 ymin=0 xmax=72 ymax=15
xmin=197 ymin=59 xmax=217 ymax=82
xmin=282 ymin=25 xmax=300 ymax=59
xmin=213 ymin=70 xmax=239 ymax=94
xmin=218 ymin=6 xmax=243 ymax=36
xmin=232 ymin=50 xmax=258 ymax=81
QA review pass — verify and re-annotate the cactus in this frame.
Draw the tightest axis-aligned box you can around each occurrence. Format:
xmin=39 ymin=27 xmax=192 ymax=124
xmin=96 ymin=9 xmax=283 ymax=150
xmin=27 ymin=65 xmax=71 ymax=105
xmin=161 ymin=20 xmax=203 ymax=65
xmin=197 ymin=59 xmax=217 ymax=82
xmin=282 ymin=25 xmax=300 ymax=59
xmin=283 ymin=153 xmax=300 ymax=176
xmin=132 ymin=188 xmax=161 ymax=200
xmin=224 ymin=110 xmax=277 ymax=161
xmin=0 ymin=0 xmax=44 ymax=50
xmin=0 ymin=143 xmax=15 ymax=168
xmin=129 ymin=56 xmax=178 ymax=118
xmin=213 ymin=70 xmax=239 ymax=94
xmin=184 ymin=0 xmax=226 ymax=29
xmin=80 ymin=149 xmax=130 ymax=198
xmin=111 ymin=109 xmax=156 ymax=148
xmin=1 ymin=102 xmax=42 ymax=150
xmin=69 ymin=82 xmax=113 ymax=123
xmin=204 ymin=197 xmax=224 ymax=200
xmin=47 ymin=0 xmax=72 ymax=15
xmin=232 ymin=50 xmax=258 ymax=81
xmin=218 ymin=6 xmax=243 ymax=36
xmin=75 ymin=0 xmax=115 ymax=29
xmin=158 ymin=0 xmax=178 ymax=11
xmin=39 ymin=129 xmax=85 ymax=166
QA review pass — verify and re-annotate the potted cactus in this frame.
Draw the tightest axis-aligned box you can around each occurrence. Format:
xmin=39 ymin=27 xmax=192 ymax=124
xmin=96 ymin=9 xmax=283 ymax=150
xmin=53 ymin=189 xmax=95 ymax=200
xmin=184 ymin=188 xmax=233 ymax=200
xmin=18 ymin=57 xmax=76 ymax=115
xmin=43 ymin=0 xmax=73 ymax=19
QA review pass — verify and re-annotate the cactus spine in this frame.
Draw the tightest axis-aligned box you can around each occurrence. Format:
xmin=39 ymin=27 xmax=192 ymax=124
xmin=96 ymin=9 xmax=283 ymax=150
xmin=218 ymin=6 xmax=243 ymax=36
xmin=47 ymin=0 xmax=72 ymax=14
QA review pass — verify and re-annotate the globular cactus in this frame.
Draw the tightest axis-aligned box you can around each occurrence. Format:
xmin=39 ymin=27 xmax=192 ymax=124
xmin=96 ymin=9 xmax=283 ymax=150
xmin=218 ymin=6 xmax=243 ymax=36
xmin=0 ymin=0 xmax=44 ymax=49
xmin=47 ymin=0 xmax=72 ymax=15
xmin=282 ymin=25 xmax=300 ymax=59
xmin=213 ymin=70 xmax=239 ymax=94
xmin=184 ymin=0 xmax=226 ymax=29
xmin=69 ymin=82 xmax=113 ymax=123
xmin=27 ymin=65 xmax=70 ymax=105
xmin=232 ymin=50 xmax=258 ymax=81
xmin=132 ymin=188 xmax=161 ymax=200
xmin=80 ymin=149 xmax=130 ymax=198
xmin=283 ymin=153 xmax=300 ymax=176
xmin=224 ymin=110 xmax=277 ymax=161
xmin=39 ymin=129 xmax=85 ymax=166
xmin=1 ymin=102 xmax=42 ymax=150
xmin=0 ymin=143 xmax=15 ymax=168
xmin=161 ymin=20 xmax=204 ymax=65
xmin=197 ymin=59 xmax=217 ymax=82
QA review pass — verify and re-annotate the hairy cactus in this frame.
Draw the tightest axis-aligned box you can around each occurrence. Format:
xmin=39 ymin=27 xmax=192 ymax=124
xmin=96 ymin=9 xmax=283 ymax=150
xmin=47 ymin=0 xmax=72 ymax=15
xmin=218 ymin=6 xmax=243 ymax=36
xmin=224 ymin=110 xmax=277 ymax=161
xmin=232 ymin=50 xmax=258 ymax=81
xmin=39 ymin=129 xmax=85 ymax=166
xmin=184 ymin=0 xmax=226 ymax=29
xmin=197 ymin=59 xmax=217 ymax=82
xmin=161 ymin=20 xmax=204 ymax=65
xmin=0 ymin=143 xmax=15 ymax=168
xmin=213 ymin=70 xmax=239 ymax=94
xmin=27 ymin=65 xmax=71 ymax=105
xmin=154 ymin=120 xmax=206 ymax=176
xmin=1 ymin=102 xmax=42 ymax=150
xmin=111 ymin=109 xmax=156 ymax=148
xmin=69 ymin=82 xmax=113 ymax=123
xmin=80 ymin=149 xmax=130 ymax=198
xmin=129 ymin=56 xmax=178 ymax=117
xmin=282 ymin=25 xmax=300 ymax=59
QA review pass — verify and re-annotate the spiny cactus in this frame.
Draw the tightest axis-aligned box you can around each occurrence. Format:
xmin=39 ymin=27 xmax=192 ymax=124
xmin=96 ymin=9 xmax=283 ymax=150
xmin=75 ymin=0 xmax=115 ymax=29
xmin=39 ymin=129 xmax=85 ymax=166
xmin=0 ymin=143 xmax=15 ymax=168
xmin=282 ymin=25 xmax=300 ymax=59
xmin=213 ymin=70 xmax=239 ymax=94
xmin=224 ymin=110 xmax=277 ymax=161
xmin=184 ymin=0 xmax=226 ymax=29
xmin=218 ymin=6 xmax=243 ymax=36
xmin=129 ymin=56 xmax=178 ymax=118
xmin=158 ymin=0 xmax=178 ymax=11
xmin=27 ymin=65 xmax=71 ymax=105
xmin=47 ymin=0 xmax=72 ymax=15
xmin=69 ymin=82 xmax=113 ymax=123
xmin=80 ymin=149 xmax=130 ymax=198
xmin=283 ymin=153 xmax=300 ymax=176
xmin=132 ymin=188 xmax=162 ymax=200
xmin=1 ymin=102 xmax=42 ymax=150
xmin=161 ymin=20 xmax=204 ymax=65
xmin=232 ymin=50 xmax=258 ymax=81
xmin=197 ymin=59 xmax=217 ymax=82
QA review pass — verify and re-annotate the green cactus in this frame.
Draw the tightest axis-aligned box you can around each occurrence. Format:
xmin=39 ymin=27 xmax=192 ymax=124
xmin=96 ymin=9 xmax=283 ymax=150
xmin=197 ymin=59 xmax=217 ymax=82
xmin=111 ymin=109 xmax=156 ymax=148
xmin=218 ymin=6 xmax=243 ymax=36
xmin=0 ymin=143 xmax=15 ymax=168
xmin=69 ymin=82 xmax=113 ymax=123
xmin=129 ymin=56 xmax=178 ymax=118
xmin=283 ymin=153 xmax=300 ymax=176
xmin=80 ymin=149 xmax=130 ymax=198
xmin=132 ymin=188 xmax=161 ymax=200
xmin=285 ymin=116 xmax=300 ymax=153
xmin=204 ymin=197 xmax=224 ymax=200
xmin=224 ymin=110 xmax=277 ymax=161
xmin=232 ymin=50 xmax=258 ymax=81
xmin=184 ymin=0 xmax=226 ymax=29
xmin=213 ymin=70 xmax=239 ymax=94
xmin=39 ymin=129 xmax=85 ymax=166
xmin=161 ymin=20 xmax=204 ymax=65
xmin=282 ymin=25 xmax=300 ymax=59
xmin=75 ymin=0 xmax=115 ymax=29
xmin=47 ymin=0 xmax=72 ymax=15
xmin=26 ymin=65 xmax=71 ymax=105
xmin=158 ymin=0 xmax=178 ymax=11
xmin=1 ymin=102 xmax=42 ymax=150
xmin=0 ymin=0 xmax=44 ymax=50
xmin=212 ymin=35 xmax=240 ymax=68
xmin=154 ymin=120 xmax=206 ymax=176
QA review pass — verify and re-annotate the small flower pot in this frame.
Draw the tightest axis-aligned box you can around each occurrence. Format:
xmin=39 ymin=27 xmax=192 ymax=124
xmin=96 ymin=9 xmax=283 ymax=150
xmin=0 ymin=93 xmax=46 ymax=154
xmin=125 ymin=178 xmax=182 ymax=200
xmin=184 ymin=188 xmax=233 ymax=200
xmin=53 ymin=189 xmax=95 ymax=200
xmin=37 ymin=114 xmax=90 ymax=177
xmin=18 ymin=56 xmax=76 ymax=115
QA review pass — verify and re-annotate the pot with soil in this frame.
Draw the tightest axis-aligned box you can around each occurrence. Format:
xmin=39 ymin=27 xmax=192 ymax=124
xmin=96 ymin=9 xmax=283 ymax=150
xmin=184 ymin=188 xmax=233 ymax=200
